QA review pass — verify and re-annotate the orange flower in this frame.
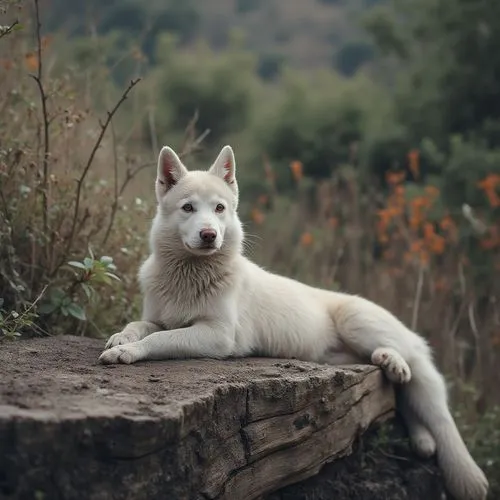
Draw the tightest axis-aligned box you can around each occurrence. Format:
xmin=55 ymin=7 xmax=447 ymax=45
xmin=423 ymin=222 xmax=435 ymax=240
xmin=385 ymin=170 xmax=405 ymax=186
xmin=328 ymin=217 xmax=339 ymax=228
xmin=300 ymin=232 xmax=313 ymax=247
xmin=439 ymin=215 xmax=454 ymax=231
xmin=477 ymin=174 xmax=500 ymax=208
xmin=257 ymin=194 xmax=269 ymax=205
xmin=434 ymin=277 xmax=449 ymax=292
xmin=290 ymin=160 xmax=304 ymax=182
xmin=394 ymin=185 xmax=405 ymax=197
xmin=24 ymin=53 xmax=38 ymax=71
xmin=377 ymin=233 xmax=389 ymax=244
xmin=411 ymin=196 xmax=431 ymax=209
xmin=410 ymin=239 xmax=424 ymax=254
xmin=424 ymin=185 xmax=440 ymax=198
xmin=250 ymin=208 xmax=265 ymax=225
xmin=419 ymin=250 xmax=430 ymax=265
xmin=429 ymin=234 xmax=446 ymax=254
xmin=408 ymin=149 xmax=420 ymax=179
xmin=1 ymin=59 xmax=13 ymax=70
xmin=409 ymin=216 xmax=420 ymax=230
xmin=480 ymin=226 xmax=500 ymax=250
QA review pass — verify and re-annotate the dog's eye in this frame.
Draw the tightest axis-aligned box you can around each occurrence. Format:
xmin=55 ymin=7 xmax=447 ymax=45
xmin=182 ymin=203 xmax=194 ymax=212
xmin=215 ymin=203 xmax=225 ymax=213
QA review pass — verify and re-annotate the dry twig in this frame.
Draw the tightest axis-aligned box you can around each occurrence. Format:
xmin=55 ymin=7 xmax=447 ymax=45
xmin=0 ymin=19 xmax=19 ymax=40
xmin=55 ymin=78 xmax=141 ymax=272
xmin=30 ymin=0 xmax=50 ymax=234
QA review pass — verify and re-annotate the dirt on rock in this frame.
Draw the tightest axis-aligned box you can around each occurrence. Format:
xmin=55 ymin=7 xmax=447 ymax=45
xmin=0 ymin=336 xmax=331 ymax=416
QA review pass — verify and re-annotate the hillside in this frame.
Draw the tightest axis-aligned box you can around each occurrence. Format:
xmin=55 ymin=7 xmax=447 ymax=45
xmin=43 ymin=0 xmax=383 ymax=76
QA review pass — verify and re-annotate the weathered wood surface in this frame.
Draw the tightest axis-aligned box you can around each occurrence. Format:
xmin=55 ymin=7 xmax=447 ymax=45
xmin=0 ymin=336 xmax=397 ymax=500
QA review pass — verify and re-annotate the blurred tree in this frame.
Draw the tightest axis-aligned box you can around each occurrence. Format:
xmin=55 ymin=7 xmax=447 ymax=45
xmin=257 ymin=52 xmax=286 ymax=81
xmin=366 ymin=0 xmax=500 ymax=147
xmin=153 ymin=38 xmax=257 ymax=148
xmin=236 ymin=0 xmax=263 ymax=14
xmin=336 ymin=41 xmax=374 ymax=76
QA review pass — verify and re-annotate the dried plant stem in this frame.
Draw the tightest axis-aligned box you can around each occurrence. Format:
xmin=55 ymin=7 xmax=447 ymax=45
xmin=411 ymin=263 xmax=425 ymax=331
xmin=30 ymin=0 xmax=50 ymax=235
xmin=101 ymin=116 xmax=209 ymax=247
xmin=0 ymin=20 xmax=19 ymax=40
xmin=54 ymin=78 xmax=140 ymax=272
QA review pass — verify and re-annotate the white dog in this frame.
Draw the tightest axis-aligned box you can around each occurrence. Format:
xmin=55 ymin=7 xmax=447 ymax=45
xmin=99 ymin=145 xmax=488 ymax=500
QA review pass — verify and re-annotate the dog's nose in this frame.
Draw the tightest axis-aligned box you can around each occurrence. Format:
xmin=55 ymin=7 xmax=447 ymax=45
xmin=200 ymin=228 xmax=217 ymax=243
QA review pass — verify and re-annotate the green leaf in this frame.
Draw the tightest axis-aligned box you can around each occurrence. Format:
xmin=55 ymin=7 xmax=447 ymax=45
xmin=100 ymin=256 xmax=113 ymax=265
xmin=38 ymin=302 xmax=58 ymax=315
xmin=67 ymin=303 xmax=87 ymax=321
xmin=50 ymin=288 xmax=66 ymax=303
xmin=83 ymin=257 xmax=94 ymax=269
xmin=81 ymin=283 xmax=93 ymax=300
xmin=100 ymin=275 xmax=112 ymax=285
xmin=68 ymin=261 xmax=86 ymax=270
xmin=104 ymin=272 xmax=121 ymax=282
xmin=13 ymin=24 xmax=24 ymax=31
xmin=60 ymin=306 xmax=69 ymax=316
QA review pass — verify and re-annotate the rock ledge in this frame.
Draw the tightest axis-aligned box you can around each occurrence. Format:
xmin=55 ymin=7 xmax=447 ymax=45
xmin=0 ymin=336 xmax=442 ymax=500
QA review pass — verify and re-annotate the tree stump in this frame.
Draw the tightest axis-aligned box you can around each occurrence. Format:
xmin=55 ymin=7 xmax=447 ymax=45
xmin=0 ymin=336 xmax=444 ymax=500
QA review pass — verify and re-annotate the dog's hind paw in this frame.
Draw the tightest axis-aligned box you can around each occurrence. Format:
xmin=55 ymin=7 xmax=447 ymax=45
xmin=371 ymin=347 xmax=411 ymax=384
xmin=409 ymin=425 xmax=437 ymax=458
xmin=98 ymin=343 xmax=144 ymax=365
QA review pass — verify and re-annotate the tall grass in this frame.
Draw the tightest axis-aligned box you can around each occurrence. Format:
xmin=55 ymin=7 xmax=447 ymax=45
xmin=246 ymin=158 xmax=500 ymax=492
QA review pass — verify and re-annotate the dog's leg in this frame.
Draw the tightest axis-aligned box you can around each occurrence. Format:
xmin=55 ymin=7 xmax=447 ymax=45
xmin=399 ymin=402 xmax=437 ymax=458
xmin=331 ymin=296 xmax=488 ymax=500
xmin=99 ymin=322 xmax=235 ymax=365
xmin=104 ymin=321 xmax=161 ymax=349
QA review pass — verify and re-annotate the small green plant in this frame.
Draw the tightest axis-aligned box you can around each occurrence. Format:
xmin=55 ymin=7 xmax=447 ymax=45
xmin=38 ymin=249 xmax=120 ymax=322
xmin=0 ymin=295 xmax=42 ymax=340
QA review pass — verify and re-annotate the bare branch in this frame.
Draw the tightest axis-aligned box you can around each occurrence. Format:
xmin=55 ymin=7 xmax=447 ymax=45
xmin=179 ymin=110 xmax=210 ymax=159
xmin=101 ymin=121 xmax=120 ymax=247
xmin=0 ymin=19 xmax=19 ymax=40
xmin=56 ymin=78 xmax=141 ymax=271
xmin=30 ymin=0 xmax=50 ymax=235
xmin=100 ymin=110 xmax=207 ymax=247
xmin=179 ymin=129 xmax=211 ymax=159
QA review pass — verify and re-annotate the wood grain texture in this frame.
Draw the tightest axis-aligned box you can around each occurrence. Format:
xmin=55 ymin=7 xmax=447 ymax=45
xmin=0 ymin=336 xmax=395 ymax=500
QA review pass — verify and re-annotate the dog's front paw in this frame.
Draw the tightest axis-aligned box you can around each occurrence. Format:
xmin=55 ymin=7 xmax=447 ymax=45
xmin=105 ymin=329 xmax=141 ymax=349
xmin=98 ymin=343 xmax=144 ymax=365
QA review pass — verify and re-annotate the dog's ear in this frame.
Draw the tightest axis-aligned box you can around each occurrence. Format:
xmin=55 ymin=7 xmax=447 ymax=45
xmin=208 ymin=145 xmax=237 ymax=193
xmin=156 ymin=146 xmax=188 ymax=201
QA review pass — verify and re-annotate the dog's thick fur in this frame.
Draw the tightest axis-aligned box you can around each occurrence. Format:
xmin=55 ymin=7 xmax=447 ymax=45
xmin=99 ymin=145 xmax=488 ymax=500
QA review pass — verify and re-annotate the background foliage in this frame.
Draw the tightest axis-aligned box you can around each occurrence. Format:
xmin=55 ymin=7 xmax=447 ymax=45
xmin=1 ymin=0 xmax=499 ymax=494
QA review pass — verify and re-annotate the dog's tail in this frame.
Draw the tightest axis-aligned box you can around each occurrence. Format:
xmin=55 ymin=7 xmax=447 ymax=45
xmin=400 ymin=351 xmax=488 ymax=500
xmin=331 ymin=295 xmax=488 ymax=500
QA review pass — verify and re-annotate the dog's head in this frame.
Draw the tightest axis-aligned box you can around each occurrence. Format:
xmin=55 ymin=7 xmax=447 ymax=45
xmin=151 ymin=145 xmax=243 ymax=257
